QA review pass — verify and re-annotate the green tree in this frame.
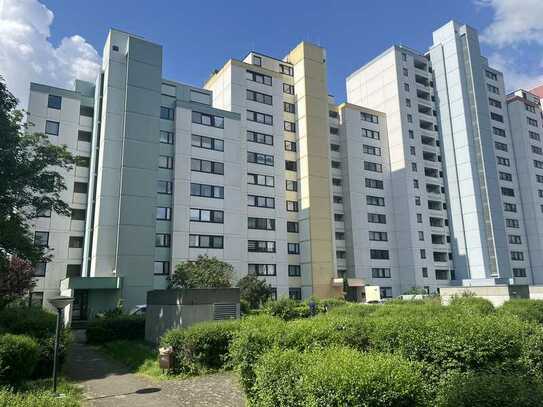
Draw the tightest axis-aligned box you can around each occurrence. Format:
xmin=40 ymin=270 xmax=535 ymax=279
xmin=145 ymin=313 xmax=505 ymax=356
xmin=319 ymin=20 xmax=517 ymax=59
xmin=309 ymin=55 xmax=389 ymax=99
xmin=0 ymin=77 xmax=75 ymax=304
xmin=168 ymin=255 xmax=233 ymax=288
xmin=238 ymin=273 xmax=273 ymax=309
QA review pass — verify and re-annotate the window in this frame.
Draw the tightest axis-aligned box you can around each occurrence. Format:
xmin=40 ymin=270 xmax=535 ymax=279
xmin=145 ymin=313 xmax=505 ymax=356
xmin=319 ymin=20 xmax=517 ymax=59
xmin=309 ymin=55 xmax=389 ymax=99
xmin=372 ymin=268 xmax=391 ymax=278
xmin=418 ymin=231 xmax=425 ymax=241
xmin=511 ymin=251 xmax=524 ymax=261
xmin=365 ymin=178 xmax=384 ymax=189
xmin=77 ymin=156 xmax=90 ymax=167
xmin=501 ymin=187 xmax=515 ymax=197
xmin=506 ymin=218 xmax=520 ymax=228
xmin=526 ymin=103 xmax=537 ymax=113
xmin=532 ymin=145 xmax=543 ymax=155
xmin=334 ymin=213 xmax=344 ymax=221
xmin=499 ymin=172 xmax=512 ymax=181
xmin=48 ymin=94 xmax=62 ymax=109
xmin=160 ymin=106 xmax=174 ymax=120
xmin=530 ymin=131 xmax=541 ymax=141
xmin=247 ymin=151 xmax=274 ymax=166
xmin=535 ymin=160 xmax=543 ymax=169
xmin=34 ymin=231 xmax=49 ymax=247
xmin=407 ymin=114 xmax=413 ymax=123
xmin=528 ymin=117 xmax=539 ymax=127
xmin=403 ymin=67 xmax=408 ymax=76
xmin=413 ymin=179 xmax=419 ymax=189
xmin=280 ymin=64 xmax=294 ymax=76
xmin=189 ymin=234 xmax=224 ymax=249
xmin=247 ymin=110 xmax=273 ymax=125
xmin=288 ymin=243 xmax=300 ymax=254
xmin=248 ymin=195 xmax=275 ymax=208
xmin=538 ymin=175 xmax=543 ymax=183
xmin=252 ymin=55 xmax=261 ymax=66
xmin=248 ymin=240 xmax=276 ymax=253
xmin=487 ymin=84 xmax=499 ymax=94
xmin=71 ymin=209 xmax=86 ymax=221
xmin=366 ymin=195 xmax=385 ymax=206
xmin=191 ymin=134 xmax=224 ymax=151
xmin=495 ymin=141 xmax=508 ymax=151
xmin=362 ymin=128 xmax=380 ymax=140
xmin=45 ymin=120 xmax=59 ymax=136
xmin=369 ymin=231 xmax=388 ymax=241
xmin=249 ymin=263 xmax=276 ymax=276
xmin=190 ymin=208 xmax=224 ymax=223
xmin=190 ymin=90 xmax=211 ymax=105
xmin=159 ymin=155 xmax=174 ymax=169
xmin=284 ymin=102 xmax=296 ymax=113
xmin=192 ymin=111 xmax=224 ymax=128
xmin=80 ymin=106 xmax=93 ymax=117
xmin=370 ymin=249 xmax=389 ymax=260
xmin=493 ymin=127 xmax=506 ymax=137
xmin=284 ymin=121 xmax=296 ymax=132
xmin=485 ymin=70 xmax=498 ymax=81
xmin=28 ymin=292 xmax=43 ymax=308
xmin=330 ymin=143 xmax=340 ymax=152
xmin=329 ymin=110 xmax=338 ymax=118
xmin=73 ymin=182 xmax=88 ymax=194
xmin=402 ymin=52 xmax=407 ymax=61
xmin=191 ymin=158 xmax=224 ymax=174
xmin=287 ymin=221 xmax=299 ymax=233
xmin=286 ymin=200 xmax=299 ymax=212
xmin=331 ymin=161 xmax=341 ymax=169
xmin=379 ymin=287 xmax=392 ymax=299
xmin=504 ymin=203 xmax=517 ymax=212
xmin=496 ymin=156 xmax=510 ymax=166
xmin=154 ymin=261 xmax=170 ymax=275
xmin=489 ymin=98 xmax=502 ymax=108
xmin=68 ymin=236 xmax=84 ymax=248
xmin=155 ymin=233 xmax=171 ymax=247
xmin=286 ymin=180 xmax=298 ymax=191
xmin=361 ymin=112 xmax=379 ymax=123
xmin=329 ymin=127 xmax=339 ymax=135
xmin=156 ymin=207 xmax=171 ymax=220
xmin=332 ymin=178 xmax=342 ymax=186
xmin=420 ymin=249 xmax=426 ymax=259
xmin=289 ymin=288 xmax=302 ymax=300
xmin=363 ymin=145 xmax=381 ymax=156
xmin=248 ymin=217 xmax=275 ymax=230
xmin=408 ymin=130 xmax=414 ymax=139
xmin=335 ymin=232 xmax=345 ymax=240
xmin=364 ymin=161 xmax=383 ymax=173
xmin=78 ymin=130 xmax=92 ymax=142
xmin=285 ymin=160 xmax=297 ymax=171
xmin=336 ymin=250 xmax=346 ymax=259
xmin=415 ymin=196 xmax=421 ymax=206
xmin=422 ymin=267 xmax=428 ymax=278
xmin=285 ymin=140 xmax=297 ymax=151
xmin=157 ymin=180 xmax=173 ymax=195
xmin=248 ymin=173 xmax=274 ymax=187
xmin=34 ymin=262 xmax=46 ymax=277
xmin=247 ymin=89 xmax=273 ymax=105
xmin=246 ymin=70 xmax=272 ymax=86
xmin=404 ymin=83 xmax=410 ymax=92
xmin=288 ymin=265 xmax=301 ymax=276
xmin=417 ymin=213 xmax=423 ymax=223
xmin=513 ymin=268 xmax=527 ymax=277
xmin=412 ymin=162 xmax=417 ymax=172
xmin=247 ymin=130 xmax=273 ymax=145
xmin=368 ymin=213 xmax=386 ymax=224
xmin=509 ymin=235 xmax=522 ymax=244
xmin=65 ymin=264 xmax=79 ymax=277
xmin=283 ymin=83 xmax=295 ymax=94
xmin=491 ymin=112 xmax=503 ymax=122
xmin=191 ymin=183 xmax=224 ymax=199
xmin=435 ymin=270 xmax=449 ymax=280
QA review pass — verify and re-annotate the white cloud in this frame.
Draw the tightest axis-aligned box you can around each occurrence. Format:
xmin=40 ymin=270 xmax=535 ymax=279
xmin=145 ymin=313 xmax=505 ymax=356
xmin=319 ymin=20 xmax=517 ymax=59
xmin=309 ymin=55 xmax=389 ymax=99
xmin=0 ymin=0 xmax=101 ymax=108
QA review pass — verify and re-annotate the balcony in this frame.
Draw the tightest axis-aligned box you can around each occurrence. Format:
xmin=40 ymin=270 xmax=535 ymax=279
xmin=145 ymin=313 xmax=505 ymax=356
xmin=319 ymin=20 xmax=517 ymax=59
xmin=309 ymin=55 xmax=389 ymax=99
xmin=421 ymin=135 xmax=436 ymax=146
xmin=423 ymin=151 xmax=438 ymax=162
xmin=429 ymin=217 xmax=444 ymax=228
xmin=417 ymin=89 xmax=431 ymax=101
xmin=415 ymin=74 xmax=429 ymax=87
xmin=420 ymin=119 xmax=435 ymax=131
xmin=418 ymin=104 xmax=433 ymax=117
xmin=424 ymin=167 xmax=439 ymax=178
xmin=428 ymin=200 xmax=443 ymax=211
xmin=414 ymin=59 xmax=428 ymax=71
xmin=431 ymin=234 xmax=446 ymax=245
xmin=426 ymin=183 xmax=441 ymax=194
xmin=433 ymin=252 xmax=448 ymax=263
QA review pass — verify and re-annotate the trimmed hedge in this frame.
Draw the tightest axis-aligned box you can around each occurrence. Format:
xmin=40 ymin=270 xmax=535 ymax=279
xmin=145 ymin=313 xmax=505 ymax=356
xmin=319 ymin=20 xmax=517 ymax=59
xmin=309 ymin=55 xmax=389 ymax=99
xmin=86 ymin=315 xmax=145 ymax=344
xmin=0 ymin=334 xmax=39 ymax=385
xmin=261 ymin=297 xmax=348 ymax=320
xmin=161 ymin=320 xmax=240 ymax=374
xmin=448 ymin=296 xmax=495 ymax=315
xmin=435 ymin=371 xmax=543 ymax=407
xmin=499 ymin=299 xmax=543 ymax=324
xmin=252 ymin=346 xmax=427 ymax=407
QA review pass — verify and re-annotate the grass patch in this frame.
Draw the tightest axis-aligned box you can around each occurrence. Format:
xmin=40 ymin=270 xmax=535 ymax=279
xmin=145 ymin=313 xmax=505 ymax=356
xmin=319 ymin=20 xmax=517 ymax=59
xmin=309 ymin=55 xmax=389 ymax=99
xmin=99 ymin=340 xmax=172 ymax=380
xmin=0 ymin=378 xmax=82 ymax=406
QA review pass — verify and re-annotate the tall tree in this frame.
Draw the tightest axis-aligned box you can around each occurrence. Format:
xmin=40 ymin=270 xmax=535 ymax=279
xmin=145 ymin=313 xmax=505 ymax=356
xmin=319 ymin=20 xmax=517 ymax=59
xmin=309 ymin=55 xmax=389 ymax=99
xmin=237 ymin=273 xmax=273 ymax=309
xmin=168 ymin=255 xmax=233 ymax=289
xmin=0 ymin=77 xmax=75 ymax=303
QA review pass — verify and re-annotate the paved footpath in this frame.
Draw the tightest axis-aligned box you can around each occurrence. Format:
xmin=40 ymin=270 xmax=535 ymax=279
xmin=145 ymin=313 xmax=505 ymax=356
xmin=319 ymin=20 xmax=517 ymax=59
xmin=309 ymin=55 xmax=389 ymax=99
xmin=65 ymin=342 xmax=246 ymax=407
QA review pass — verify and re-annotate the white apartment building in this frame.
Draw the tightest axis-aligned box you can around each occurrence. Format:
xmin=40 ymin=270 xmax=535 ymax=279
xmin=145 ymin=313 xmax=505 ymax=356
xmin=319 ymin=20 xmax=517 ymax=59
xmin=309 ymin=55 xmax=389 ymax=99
xmin=25 ymin=21 xmax=543 ymax=317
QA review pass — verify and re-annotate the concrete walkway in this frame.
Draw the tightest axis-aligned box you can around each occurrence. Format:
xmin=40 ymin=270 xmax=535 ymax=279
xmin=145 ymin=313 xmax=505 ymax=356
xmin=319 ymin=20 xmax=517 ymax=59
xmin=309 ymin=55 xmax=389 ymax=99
xmin=65 ymin=342 xmax=245 ymax=407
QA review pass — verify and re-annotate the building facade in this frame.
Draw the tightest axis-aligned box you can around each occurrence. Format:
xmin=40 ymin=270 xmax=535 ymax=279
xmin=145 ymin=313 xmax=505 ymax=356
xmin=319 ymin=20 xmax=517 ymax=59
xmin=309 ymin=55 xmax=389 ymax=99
xmin=25 ymin=22 xmax=543 ymax=316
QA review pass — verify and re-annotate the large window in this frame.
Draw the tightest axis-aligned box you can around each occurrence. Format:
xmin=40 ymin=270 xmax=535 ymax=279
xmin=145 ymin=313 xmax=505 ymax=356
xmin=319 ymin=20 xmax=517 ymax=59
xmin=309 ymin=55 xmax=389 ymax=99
xmin=284 ymin=102 xmax=295 ymax=113
xmin=34 ymin=231 xmax=49 ymax=247
xmin=285 ymin=160 xmax=297 ymax=171
xmin=48 ymin=94 xmax=62 ymax=109
xmin=288 ymin=243 xmax=300 ymax=254
xmin=74 ymin=182 xmax=88 ymax=194
xmin=191 ymin=158 xmax=224 ymax=175
xmin=45 ymin=120 xmax=59 ymax=136
xmin=248 ymin=217 xmax=275 ymax=230
xmin=366 ymin=195 xmax=385 ymax=206
xmin=288 ymin=265 xmax=301 ymax=276
xmin=159 ymin=155 xmax=174 ymax=169
xmin=364 ymin=161 xmax=383 ymax=173
xmin=361 ymin=112 xmax=379 ymax=123
xmin=247 ymin=89 xmax=273 ymax=105
xmin=33 ymin=262 xmax=46 ymax=277
xmin=248 ymin=173 xmax=274 ymax=187
xmin=363 ymin=145 xmax=381 ymax=156
xmin=246 ymin=70 xmax=272 ymax=86
xmin=369 ymin=231 xmax=388 ymax=241
xmin=192 ymin=111 xmax=224 ymax=128
xmin=496 ymin=156 xmax=510 ymax=166
xmin=189 ymin=234 xmax=224 ymax=249
xmin=190 ymin=183 xmax=224 ymax=199
xmin=493 ymin=127 xmax=506 ymax=137
xmin=190 ymin=208 xmax=224 ymax=223
xmin=284 ymin=121 xmax=296 ymax=132
xmin=280 ymin=64 xmax=294 ymax=76
xmin=191 ymin=134 xmax=224 ymax=151
xmin=247 ymin=110 xmax=273 ymax=125
xmin=362 ymin=128 xmax=380 ymax=140
xmin=249 ymin=263 xmax=276 ymax=276
xmin=156 ymin=207 xmax=171 ymax=220
xmin=248 ymin=151 xmax=274 ymax=166
xmin=368 ymin=213 xmax=386 ymax=224
xmin=160 ymin=106 xmax=174 ymax=120
xmin=365 ymin=178 xmax=384 ymax=189
xmin=286 ymin=200 xmax=299 ymax=212
xmin=155 ymin=233 xmax=171 ymax=247
xmin=154 ymin=261 xmax=170 ymax=275
xmin=283 ymin=83 xmax=294 ymax=94
xmin=68 ymin=236 xmax=84 ymax=248
xmin=248 ymin=240 xmax=276 ymax=253
xmin=71 ymin=209 xmax=86 ymax=221
xmin=372 ymin=268 xmax=391 ymax=278
xmin=284 ymin=140 xmax=297 ymax=151
xmin=286 ymin=180 xmax=298 ymax=191
xmin=247 ymin=130 xmax=273 ymax=145
xmin=248 ymin=195 xmax=275 ymax=208
xmin=157 ymin=180 xmax=173 ymax=194
xmin=289 ymin=288 xmax=302 ymax=300
xmin=287 ymin=221 xmax=299 ymax=233
xmin=370 ymin=249 xmax=389 ymax=260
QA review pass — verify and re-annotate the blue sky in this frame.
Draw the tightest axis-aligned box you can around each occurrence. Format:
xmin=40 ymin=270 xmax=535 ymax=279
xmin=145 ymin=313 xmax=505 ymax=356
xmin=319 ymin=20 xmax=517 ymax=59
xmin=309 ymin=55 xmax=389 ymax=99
xmin=2 ymin=0 xmax=543 ymax=107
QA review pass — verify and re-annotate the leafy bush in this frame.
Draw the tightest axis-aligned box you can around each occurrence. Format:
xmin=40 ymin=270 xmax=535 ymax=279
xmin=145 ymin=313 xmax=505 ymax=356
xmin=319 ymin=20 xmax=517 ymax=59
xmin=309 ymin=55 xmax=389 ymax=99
xmin=252 ymin=346 xmax=427 ymax=407
xmin=86 ymin=315 xmax=145 ymax=344
xmin=161 ymin=320 xmax=240 ymax=374
xmin=520 ymin=328 xmax=543 ymax=380
xmin=327 ymin=303 xmax=378 ymax=318
xmin=435 ymin=371 xmax=543 ymax=407
xmin=0 ymin=334 xmax=39 ymax=385
xmin=261 ymin=297 xmax=309 ymax=320
xmin=499 ymin=299 xmax=543 ymax=324
xmin=448 ymin=295 xmax=495 ymax=315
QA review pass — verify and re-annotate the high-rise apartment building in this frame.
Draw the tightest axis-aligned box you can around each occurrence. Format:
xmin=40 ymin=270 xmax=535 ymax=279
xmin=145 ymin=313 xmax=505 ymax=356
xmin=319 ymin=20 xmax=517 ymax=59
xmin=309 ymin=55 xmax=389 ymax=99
xmin=25 ymin=21 xmax=543 ymax=318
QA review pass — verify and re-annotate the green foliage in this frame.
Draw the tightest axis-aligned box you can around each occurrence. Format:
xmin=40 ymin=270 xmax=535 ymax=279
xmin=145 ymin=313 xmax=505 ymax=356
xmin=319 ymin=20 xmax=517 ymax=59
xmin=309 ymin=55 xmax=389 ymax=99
xmin=86 ymin=315 xmax=145 ymax=344
xmin=435 ymin=371 xmax=543 ymax=407
xmin=448 ymin=295 xmax=495 ymax=315
xmin=0 ymin=334 xmax=39 ymax=385
xmin=0 ymin=77 xmax=75 ymax=304
xmin=0 ymin=258 xmax=35 ymax=310
xmin=520 ymin=328 xmax=543 ymax=380
xmin=237 ymin=273 xmax=273 ymax=309
xmin=0 ymin=379 xmax=81 ymax=406
xmin=252 ymin=346 xmax=427 ymax=407
xmin=261 ymin=296 xmax=308 ymax=320
xmin=167 ymin=255 xmax=233 ymax=289
xmin=327 ymin=303 xmax=378 ymax=318
xmin=161 ymin=320 xmax=240 ymax=375
xmin=499 ymin=299 xmax=543 ymax=323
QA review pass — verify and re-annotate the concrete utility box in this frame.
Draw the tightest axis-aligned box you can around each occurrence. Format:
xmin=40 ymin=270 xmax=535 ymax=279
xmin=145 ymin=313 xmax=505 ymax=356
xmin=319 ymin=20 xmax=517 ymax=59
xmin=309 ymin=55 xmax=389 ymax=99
xmin=145 ymin=288 xmax=240 ymax=344
xmin=440 ymin=285 xmax=529 ymax=307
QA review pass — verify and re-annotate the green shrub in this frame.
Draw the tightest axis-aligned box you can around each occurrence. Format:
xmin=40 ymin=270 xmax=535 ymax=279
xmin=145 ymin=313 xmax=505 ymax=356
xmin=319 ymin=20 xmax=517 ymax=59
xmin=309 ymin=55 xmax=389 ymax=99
xmin=520 ymin=328 xmax=543 ymax=380
xmin=86 ymin=315 xmax=145 ymax=344
xmin=435 ymin=371 xmax=543 ymax=407
xmin=252 ymin=346 xmax=427 ymax=407
xmin=327 ymin=303 xmax=377 ymax=318
xmin=0 ymin=334 xmax=39 ymax=385
xmin=0 ymin=380 xmax=80 ymax=406
xmin=161 ymin=320 xmax=240 ymax=374
xmin=499 ymin=299 xmax=543 ymax=324
xmin=262 ymin=297 xmax=309 ymax=320
xmin=448 ymin=296 xmax=495 ymax=315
